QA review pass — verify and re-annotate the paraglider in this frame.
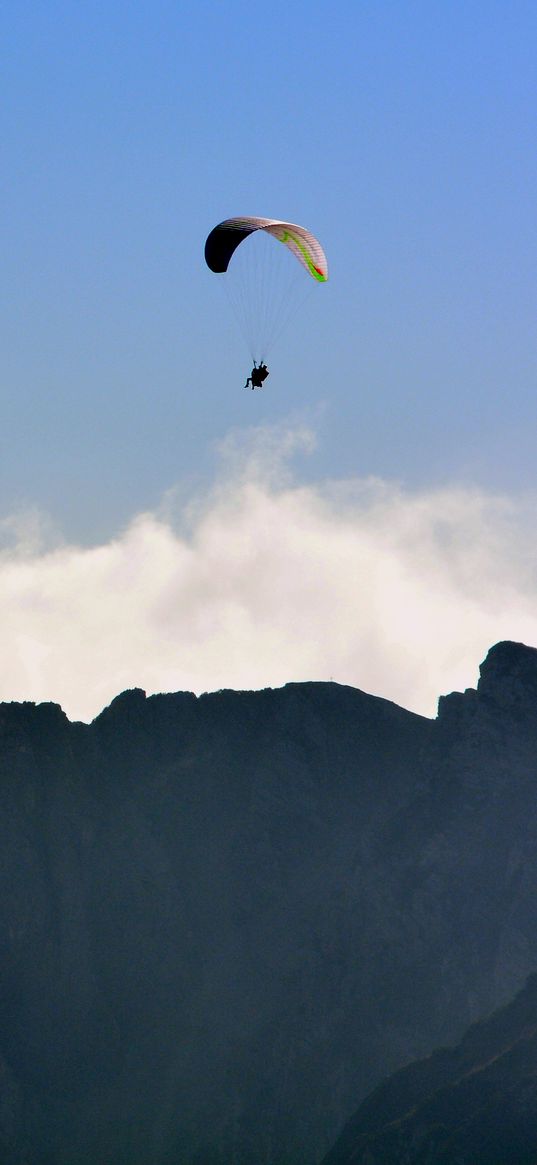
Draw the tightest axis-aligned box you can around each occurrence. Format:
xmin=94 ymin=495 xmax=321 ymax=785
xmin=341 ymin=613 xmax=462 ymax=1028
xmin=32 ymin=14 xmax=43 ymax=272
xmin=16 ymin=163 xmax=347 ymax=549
xmin=204 ymin=216 xmax=327 ymax=389
xmin=244 ymin=361 xmax=269 ymax=390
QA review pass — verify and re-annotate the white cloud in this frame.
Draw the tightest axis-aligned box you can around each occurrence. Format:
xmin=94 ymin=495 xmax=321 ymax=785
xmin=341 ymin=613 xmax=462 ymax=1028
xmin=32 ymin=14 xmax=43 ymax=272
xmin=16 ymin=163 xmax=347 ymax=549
xmin=1 ymin=422 xmax=537 ymax=722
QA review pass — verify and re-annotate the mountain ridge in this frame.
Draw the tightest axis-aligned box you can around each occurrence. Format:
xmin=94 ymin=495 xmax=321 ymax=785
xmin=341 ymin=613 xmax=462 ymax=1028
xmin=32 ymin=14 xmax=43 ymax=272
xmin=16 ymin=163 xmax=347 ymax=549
xmin=322 ymin=971 xmax=537 ymax=1165
xmin=1 ymin=640 xmax=537 ymax=1163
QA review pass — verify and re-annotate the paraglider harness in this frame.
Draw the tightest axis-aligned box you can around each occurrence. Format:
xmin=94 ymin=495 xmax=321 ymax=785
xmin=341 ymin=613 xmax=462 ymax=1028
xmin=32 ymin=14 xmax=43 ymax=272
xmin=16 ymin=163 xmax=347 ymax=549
xmin=245 ymin=361 xmax=269 ymax=390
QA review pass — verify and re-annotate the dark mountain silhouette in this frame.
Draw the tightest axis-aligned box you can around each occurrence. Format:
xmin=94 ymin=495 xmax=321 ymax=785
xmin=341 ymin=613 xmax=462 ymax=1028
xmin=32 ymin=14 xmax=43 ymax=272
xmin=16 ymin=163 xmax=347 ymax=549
xmin=322 ymin=971 xmax=537 ymax=1165
xmin=1 ymin=641 xmax=537 ymax=1163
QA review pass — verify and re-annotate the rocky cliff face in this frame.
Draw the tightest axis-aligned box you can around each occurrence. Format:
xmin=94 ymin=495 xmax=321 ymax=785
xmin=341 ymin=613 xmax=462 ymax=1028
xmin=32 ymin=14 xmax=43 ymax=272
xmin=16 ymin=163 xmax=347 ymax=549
xmin=1 ymin=642 xmax=537 ymax=1163
xmin=322 ymin=971 xmax=537 ymax=1165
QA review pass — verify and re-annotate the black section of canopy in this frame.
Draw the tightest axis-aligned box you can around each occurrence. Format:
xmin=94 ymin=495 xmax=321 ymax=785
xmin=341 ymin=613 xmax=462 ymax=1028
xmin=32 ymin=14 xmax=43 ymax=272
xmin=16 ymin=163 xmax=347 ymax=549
xmin=204 ymin=224 xmax=255 ymax=273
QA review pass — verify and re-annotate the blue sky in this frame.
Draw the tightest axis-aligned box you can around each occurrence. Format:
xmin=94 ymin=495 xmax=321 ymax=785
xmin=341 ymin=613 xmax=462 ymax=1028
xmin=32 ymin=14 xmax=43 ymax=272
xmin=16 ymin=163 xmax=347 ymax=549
xmin=1 ymin=1 xmax=537 ymax=716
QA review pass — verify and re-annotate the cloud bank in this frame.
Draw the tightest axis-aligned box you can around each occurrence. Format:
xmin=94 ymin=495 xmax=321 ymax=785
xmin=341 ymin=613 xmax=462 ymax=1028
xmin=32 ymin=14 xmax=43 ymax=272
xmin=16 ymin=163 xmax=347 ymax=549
xmin=1 ymin=422 xmax=537 ymax=722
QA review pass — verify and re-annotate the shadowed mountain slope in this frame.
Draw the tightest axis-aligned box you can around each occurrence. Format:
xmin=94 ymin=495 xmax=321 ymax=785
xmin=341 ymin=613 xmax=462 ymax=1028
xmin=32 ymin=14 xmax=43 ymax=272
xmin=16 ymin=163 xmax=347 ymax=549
xmin=1 ymin=642 xmax=537 ymax=1162
xmin=322 ymin=971 xmax=537 ymax=1165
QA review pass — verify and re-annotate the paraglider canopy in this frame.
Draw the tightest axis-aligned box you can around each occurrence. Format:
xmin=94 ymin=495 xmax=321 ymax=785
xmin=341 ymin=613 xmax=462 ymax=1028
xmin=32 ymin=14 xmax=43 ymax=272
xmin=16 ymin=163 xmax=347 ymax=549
xmin=204 ymin=215 xmax=327 ymax=363
xmin=205 ymin=217 xmax=328 ymax=281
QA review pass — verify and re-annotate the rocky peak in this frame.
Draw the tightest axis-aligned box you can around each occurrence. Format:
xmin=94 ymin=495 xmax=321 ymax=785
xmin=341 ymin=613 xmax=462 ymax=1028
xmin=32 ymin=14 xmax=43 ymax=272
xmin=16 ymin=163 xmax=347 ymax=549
xmin=436 ymin=639 xmax=537 ymax=727
xmin=477 ymin=640 xmax=537 ymax=716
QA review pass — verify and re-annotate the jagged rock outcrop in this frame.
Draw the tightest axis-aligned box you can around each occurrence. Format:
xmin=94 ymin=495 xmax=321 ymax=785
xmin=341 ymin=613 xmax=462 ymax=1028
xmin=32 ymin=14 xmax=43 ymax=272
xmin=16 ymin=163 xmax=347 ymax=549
xmin=1 ymin=641 xmax=537 ymax=1163
xmin=322 ymin=971 xmax=537 ymax=1165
